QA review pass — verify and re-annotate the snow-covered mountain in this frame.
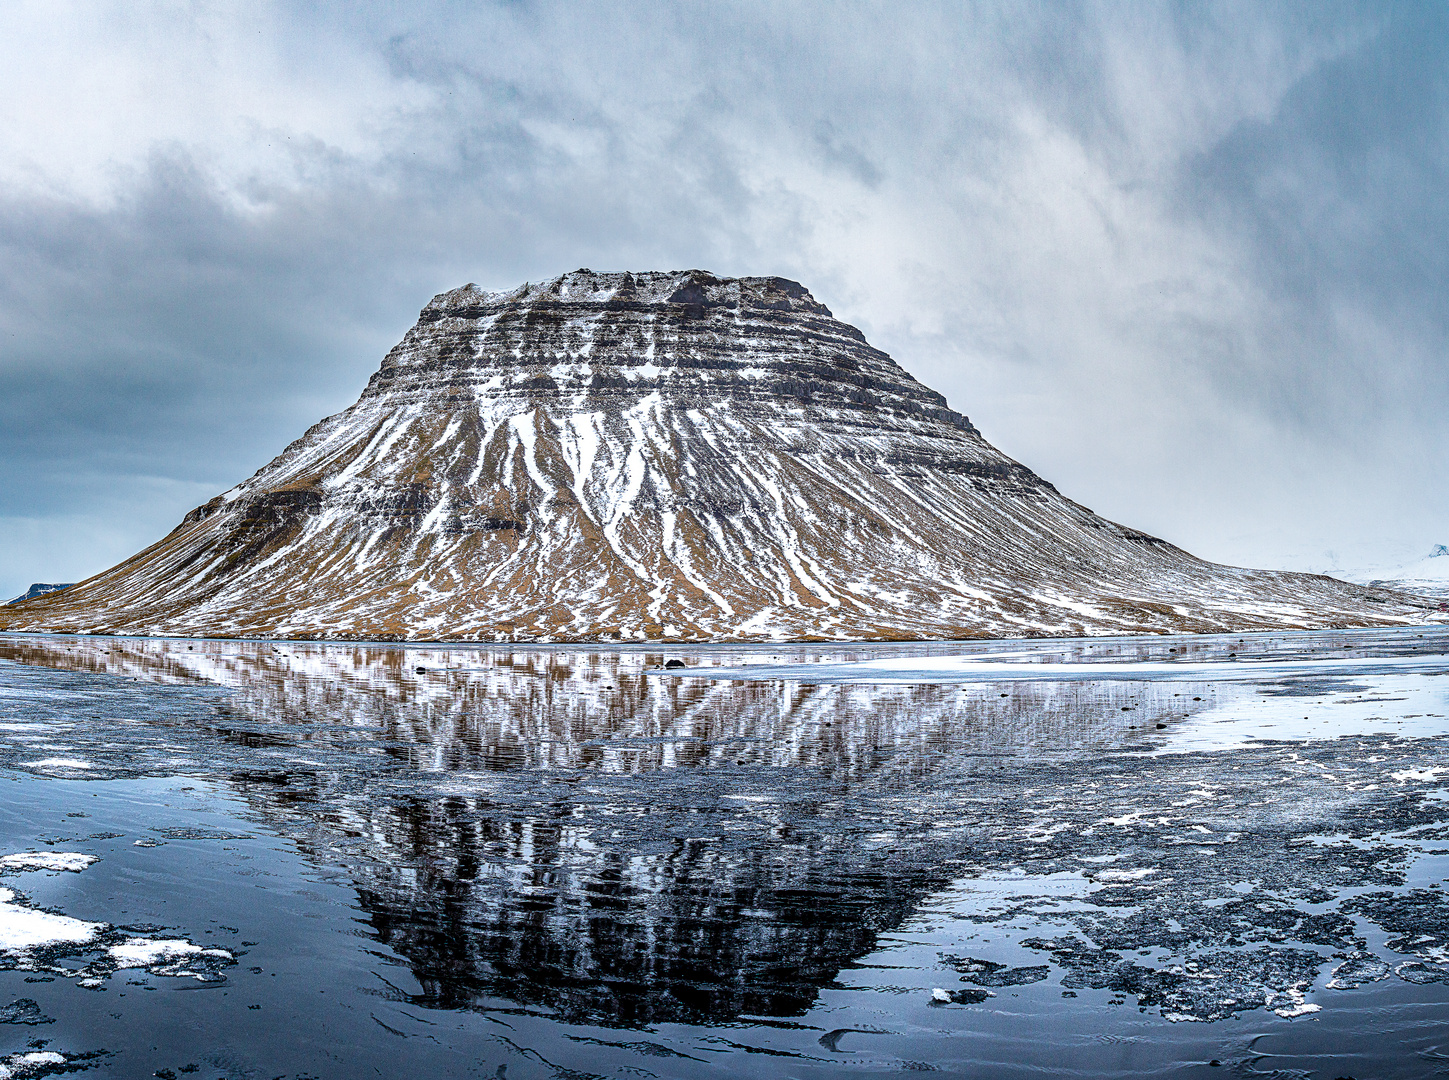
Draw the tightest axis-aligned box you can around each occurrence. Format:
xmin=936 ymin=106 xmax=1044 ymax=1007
xmin=1 ymin=270 xmax=1437 ymax=641
xmin=1343 ymin=546 xmax=1449 ymax=600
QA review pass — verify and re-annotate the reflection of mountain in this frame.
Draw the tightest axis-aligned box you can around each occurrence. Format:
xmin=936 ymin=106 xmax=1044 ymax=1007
xmin=0 ymin=636 xmax=1231 ymax=1025
xmin=5 ymin=635 xmax=1449 ymax=1047
xmin=0 ymin=636 xmax=1220 ymax=772
xmin=353 ymin=797 xmax=929 ymax=1023
xmin=8 ymin=634 xmax=1449 ymax=1031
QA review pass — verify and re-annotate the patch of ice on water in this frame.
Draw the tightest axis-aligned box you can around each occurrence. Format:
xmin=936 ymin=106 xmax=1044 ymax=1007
xmin=18 ymin=758 xmax=92 ymax=770
xmin=1268 ymin=989 xmax=1321 ymax=1018
xmin=0 ymin=879 xmax=233 ymax=985
xmin=0 ymin=853 xmax=97 ymax=873
xmin=691 ymin=653 xmax=1449 ymax=685
xmin=1391 ymin=767 xmax=1445 ymax=783
xmin=1093 ymin=868 xmax=1158 ymax=882
xmin=108 ymin=937 xmax=232 ymax=968
xmin=1327 ymin=952 xmax=1392 ymax=989
xmin=0 ymin=890 xmax=101 ymax=953
xmin=1157 ymin=675 xmax=1449 ymax=754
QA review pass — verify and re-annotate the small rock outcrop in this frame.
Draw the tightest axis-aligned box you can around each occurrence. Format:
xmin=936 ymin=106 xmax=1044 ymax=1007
xmin=0 ymin=270 xmax=1434 ymax=640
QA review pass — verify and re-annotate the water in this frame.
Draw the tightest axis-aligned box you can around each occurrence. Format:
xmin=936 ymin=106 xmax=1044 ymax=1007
xmin=0 ymin=627 xmax=1446 ymax=1078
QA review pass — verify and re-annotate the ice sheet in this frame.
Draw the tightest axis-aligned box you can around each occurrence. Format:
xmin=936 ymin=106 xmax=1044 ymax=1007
xmin=684 ymin=652 xmax=1449 ymax=684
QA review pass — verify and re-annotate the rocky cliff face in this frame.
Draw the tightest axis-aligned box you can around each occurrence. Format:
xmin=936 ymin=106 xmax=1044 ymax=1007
xmin=0 ymin=269 xmax=1433 ymax=640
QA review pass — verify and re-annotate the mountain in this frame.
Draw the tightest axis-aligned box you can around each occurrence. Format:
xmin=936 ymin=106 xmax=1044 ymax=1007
xmin=0 ymin=270 xmax=1435 ymax=641
xmin=1354 ymin=546 xmax=1449 ymax=601
xmin=5 ymin=582 xmax=74 ymax=606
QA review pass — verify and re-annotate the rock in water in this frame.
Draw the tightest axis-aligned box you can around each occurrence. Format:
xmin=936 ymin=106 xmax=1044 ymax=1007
xmin=0 ymin=270 xmax=1433 ymax=641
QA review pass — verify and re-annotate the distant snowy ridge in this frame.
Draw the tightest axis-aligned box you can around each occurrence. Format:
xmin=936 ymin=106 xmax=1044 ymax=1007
xmin=0 ymin=269 xmax=1439 ymax=641
xmin=4 ymin=583 xmax=73 ymax=606
xmin=1331 ymin=546 xmax=1449 ymax=601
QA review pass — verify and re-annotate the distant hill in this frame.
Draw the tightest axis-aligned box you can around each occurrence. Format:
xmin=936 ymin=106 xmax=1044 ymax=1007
xmin=0 ymin=270 xmax=1437 ymax=640
xmin=5 ymin=583 xmax=74 ymax=606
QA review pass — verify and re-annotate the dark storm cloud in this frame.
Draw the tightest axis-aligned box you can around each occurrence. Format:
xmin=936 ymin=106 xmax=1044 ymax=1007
xmin=1175 ymin=6 xmax=1449 ymax=436
xmin=0 ymin=1 xmax=1445 ymax=594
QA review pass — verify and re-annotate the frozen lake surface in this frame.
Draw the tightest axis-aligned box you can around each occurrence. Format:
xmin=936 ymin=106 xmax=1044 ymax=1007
xmin=0 ymin=627 xmax=1446 ymax=1077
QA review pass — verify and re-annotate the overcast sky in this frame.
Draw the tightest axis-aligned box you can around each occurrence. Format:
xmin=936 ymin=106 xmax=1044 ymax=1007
xmin=2 ymin=1 xmax=1445 ymax=599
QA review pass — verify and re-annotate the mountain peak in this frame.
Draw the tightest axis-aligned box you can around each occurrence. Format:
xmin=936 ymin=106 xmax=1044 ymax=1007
xmin=425 ymin=270 xmax=831 ymax=319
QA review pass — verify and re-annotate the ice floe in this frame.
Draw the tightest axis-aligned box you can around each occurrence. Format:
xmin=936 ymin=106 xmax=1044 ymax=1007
xmin=0 ymin=853 xmax=97 ymax=873
xmin=108 ymin=937 xmax=233 ymax=978
xmin=690 ymin=652 xmax=1449 ymax=685
xmin=0 ymin=887 xmax=102 ymax=953
xmin=0 ymin=849 xmax=235 ymax=985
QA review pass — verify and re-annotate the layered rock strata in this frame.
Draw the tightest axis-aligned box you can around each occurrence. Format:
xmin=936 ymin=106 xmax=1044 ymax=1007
xmin=0 ymin=270 xmax=1433 ymax=640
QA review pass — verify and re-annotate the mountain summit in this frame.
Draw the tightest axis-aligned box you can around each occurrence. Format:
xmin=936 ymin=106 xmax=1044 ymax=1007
xmin=1 ymin=270 xmax=1432 ymax=641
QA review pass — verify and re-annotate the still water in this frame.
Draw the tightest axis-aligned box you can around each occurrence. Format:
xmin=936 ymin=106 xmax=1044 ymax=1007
xmin=0 ymin=628 xmax=1446 ymax=1078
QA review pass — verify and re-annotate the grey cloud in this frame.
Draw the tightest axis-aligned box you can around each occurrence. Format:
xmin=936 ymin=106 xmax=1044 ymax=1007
xmin=1 ymin=1 xmax=1446 ymax=597
xmin=1172 ymin=6 xmax=1449 ymax=442
xmin=812 ymin=121 xmax=884 ymax=188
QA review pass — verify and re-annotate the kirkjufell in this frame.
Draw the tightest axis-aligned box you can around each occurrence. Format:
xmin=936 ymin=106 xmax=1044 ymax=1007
xmin=0 ymin=270 xmax=1432 ymax=641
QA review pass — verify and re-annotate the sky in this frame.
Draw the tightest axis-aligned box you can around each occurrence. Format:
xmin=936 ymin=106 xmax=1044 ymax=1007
xmin=2 ymin=0 xmax=1446 ymax=600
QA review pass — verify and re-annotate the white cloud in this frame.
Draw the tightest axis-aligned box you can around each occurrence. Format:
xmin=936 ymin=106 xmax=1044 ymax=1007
xmin=0 ymin=1 xmax=431 ymax=207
